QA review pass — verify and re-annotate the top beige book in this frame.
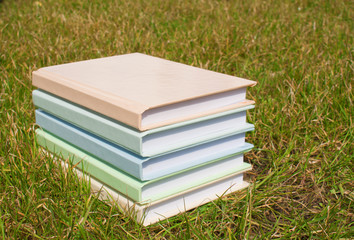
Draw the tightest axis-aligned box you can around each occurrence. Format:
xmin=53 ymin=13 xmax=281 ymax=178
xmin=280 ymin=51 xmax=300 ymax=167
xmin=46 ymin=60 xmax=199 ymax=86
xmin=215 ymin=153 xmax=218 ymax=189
xmin=32 ymin=53 xmax=256 ymax=131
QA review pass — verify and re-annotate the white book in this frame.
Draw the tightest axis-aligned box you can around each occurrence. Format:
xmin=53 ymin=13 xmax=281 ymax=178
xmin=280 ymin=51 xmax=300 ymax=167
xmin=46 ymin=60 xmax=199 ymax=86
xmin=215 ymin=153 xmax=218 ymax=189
xmin=58 ymin=159 xmax=249 ymax=226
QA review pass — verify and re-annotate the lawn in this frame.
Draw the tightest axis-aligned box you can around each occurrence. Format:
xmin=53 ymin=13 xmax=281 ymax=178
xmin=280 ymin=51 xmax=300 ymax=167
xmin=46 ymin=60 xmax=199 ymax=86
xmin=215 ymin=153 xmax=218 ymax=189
xmin=0 ymin=0 xmax=353 ymax=239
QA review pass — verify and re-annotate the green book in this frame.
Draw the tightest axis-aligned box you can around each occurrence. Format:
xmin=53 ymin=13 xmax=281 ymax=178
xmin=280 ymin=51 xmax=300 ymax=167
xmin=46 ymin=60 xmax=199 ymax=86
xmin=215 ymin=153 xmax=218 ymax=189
xmin=62 ymin=163 xmax=249 ymax=226
xmin=36 ymin=129 xmax=252 ymax=203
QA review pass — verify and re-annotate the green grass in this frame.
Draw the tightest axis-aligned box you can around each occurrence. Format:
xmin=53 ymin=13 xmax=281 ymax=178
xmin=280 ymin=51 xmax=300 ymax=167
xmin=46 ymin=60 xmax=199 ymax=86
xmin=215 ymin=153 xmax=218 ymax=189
xmin=0 ymin=0 xmax=353 ymax=238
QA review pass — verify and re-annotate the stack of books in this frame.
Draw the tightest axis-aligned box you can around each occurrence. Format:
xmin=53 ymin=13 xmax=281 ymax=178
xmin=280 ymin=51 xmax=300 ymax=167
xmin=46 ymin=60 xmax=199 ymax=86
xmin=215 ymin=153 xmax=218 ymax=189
xmin=32 ymin=53 xmax=256 ymax=226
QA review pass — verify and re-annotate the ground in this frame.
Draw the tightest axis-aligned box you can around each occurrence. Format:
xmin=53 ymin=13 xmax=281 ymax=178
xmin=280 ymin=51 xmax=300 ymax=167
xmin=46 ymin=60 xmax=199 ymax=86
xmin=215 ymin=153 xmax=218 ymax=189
xmin=0 ymin=0 xmax=352 ymax=239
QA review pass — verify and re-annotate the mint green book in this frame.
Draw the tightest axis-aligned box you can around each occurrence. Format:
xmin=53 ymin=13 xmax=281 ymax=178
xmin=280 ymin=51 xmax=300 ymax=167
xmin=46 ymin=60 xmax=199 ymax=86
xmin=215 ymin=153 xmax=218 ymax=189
xmin=33 ymin=90 xmax=254 ymax=157
xmin=62 ymin=162 xmax=249 ymax=226
xmin=36 ymin=129 xmax=252 ymax=203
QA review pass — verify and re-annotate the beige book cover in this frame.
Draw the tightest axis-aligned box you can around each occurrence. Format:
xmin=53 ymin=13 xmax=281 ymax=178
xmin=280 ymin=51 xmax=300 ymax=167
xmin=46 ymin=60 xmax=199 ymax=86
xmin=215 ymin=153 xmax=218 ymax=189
xmin=32 ymin=53 xmax=256 ymax=131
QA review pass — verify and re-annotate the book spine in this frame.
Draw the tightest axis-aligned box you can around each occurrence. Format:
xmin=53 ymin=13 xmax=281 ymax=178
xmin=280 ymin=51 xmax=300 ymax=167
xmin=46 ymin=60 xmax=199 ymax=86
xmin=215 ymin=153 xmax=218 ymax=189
xmin=36 ymin=129 xmax=143 ymax=202
xmin=32 ymin=90 xmax=143 ymax=154
xmin=33 ymin=70 xmax=146 ymax=130
xmin=35 ymin=110 xmax=144 ymax=180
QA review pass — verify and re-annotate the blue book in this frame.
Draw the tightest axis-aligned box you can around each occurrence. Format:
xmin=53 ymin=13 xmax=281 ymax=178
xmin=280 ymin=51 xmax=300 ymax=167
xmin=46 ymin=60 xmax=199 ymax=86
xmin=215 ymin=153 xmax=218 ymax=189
xmin=33 ymin=90 xmax=254 ymax=157
xmin=36 ymin=109 xmax=254 ymax=181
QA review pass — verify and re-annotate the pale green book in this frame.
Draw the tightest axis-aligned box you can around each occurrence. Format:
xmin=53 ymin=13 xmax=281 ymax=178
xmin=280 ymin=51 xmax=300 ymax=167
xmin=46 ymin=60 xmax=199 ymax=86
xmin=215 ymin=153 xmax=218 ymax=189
xmin=59 ymin=161 xmax=249 ymax=226
xmin=36 ymin=129 xmax=252 ymax=203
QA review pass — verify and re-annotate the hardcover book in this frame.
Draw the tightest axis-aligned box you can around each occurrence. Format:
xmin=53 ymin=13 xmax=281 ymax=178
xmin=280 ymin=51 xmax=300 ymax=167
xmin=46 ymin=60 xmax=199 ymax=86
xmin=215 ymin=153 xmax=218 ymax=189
xmin=58 ymin=160 xmax=249 ymax=226
xmin=36 ymin=109 xmax=254 ymax=180
xmin=33 ymin=89 xmax=254 ymax=156
xmin=36 ymin=129 xmax=252 ymax=203
xmin=32 ymin=53 xmax=256 ymax=131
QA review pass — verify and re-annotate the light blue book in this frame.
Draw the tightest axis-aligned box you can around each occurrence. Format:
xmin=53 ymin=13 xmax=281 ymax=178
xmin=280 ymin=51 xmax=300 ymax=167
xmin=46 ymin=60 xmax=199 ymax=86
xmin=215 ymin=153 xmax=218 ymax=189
xmin=36 ymin=109 xmax=254 ymax=181
xmin=33 ymin=90 xmax=254 ymax=157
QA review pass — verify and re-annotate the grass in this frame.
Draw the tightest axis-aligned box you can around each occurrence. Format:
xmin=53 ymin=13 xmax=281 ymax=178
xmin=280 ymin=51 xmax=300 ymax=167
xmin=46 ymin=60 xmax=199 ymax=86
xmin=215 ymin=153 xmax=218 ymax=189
xmin=0 ymin=0 xmax=353 ymax=238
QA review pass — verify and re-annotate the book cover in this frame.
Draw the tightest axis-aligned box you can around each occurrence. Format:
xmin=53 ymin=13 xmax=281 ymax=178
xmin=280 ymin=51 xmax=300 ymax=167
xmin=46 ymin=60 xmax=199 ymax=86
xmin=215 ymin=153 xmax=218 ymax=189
xmin=32 ymin=53 xmax=256 ymax=130
xmin=36 ymin=109 xmax=254 ymax=180
xmin=36 ymin=129 xmax=252 ymax=203
xmin=33 ymin=89 xmax=254 ymax=156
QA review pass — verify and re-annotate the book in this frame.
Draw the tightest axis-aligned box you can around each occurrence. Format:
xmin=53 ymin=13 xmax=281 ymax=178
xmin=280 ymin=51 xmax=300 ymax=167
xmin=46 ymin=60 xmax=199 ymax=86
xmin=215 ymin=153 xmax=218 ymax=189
xmin=32 ymin=53 xmax=256 ymax=131
xmin=36 ymin=129 xmax=252 ymax=203
xmin=35 ymin=109 xmax=254 ymax=180
xmin=33 ymin=89 xmax=254 ymax=156
xmin=57 ymin=159 xmax=249 ymax=226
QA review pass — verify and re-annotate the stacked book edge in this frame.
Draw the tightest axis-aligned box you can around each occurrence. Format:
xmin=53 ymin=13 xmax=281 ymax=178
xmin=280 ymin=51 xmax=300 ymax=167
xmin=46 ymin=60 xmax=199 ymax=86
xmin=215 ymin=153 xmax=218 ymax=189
xmin=32 ymin=53 xmax=256 ymax=225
